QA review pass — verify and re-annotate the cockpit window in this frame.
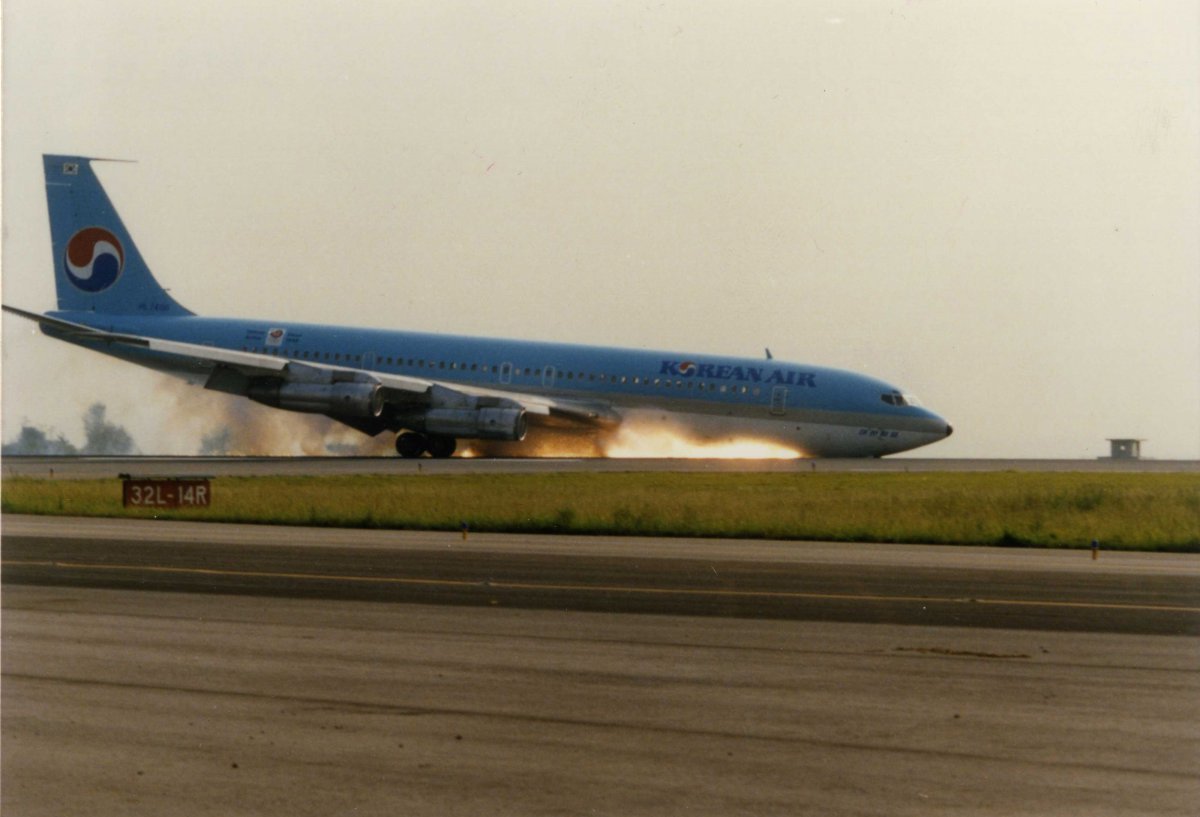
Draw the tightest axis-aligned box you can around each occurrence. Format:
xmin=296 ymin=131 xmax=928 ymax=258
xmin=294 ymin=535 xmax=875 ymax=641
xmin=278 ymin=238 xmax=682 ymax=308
xmin=881 ymin=391 xmax=922 ymax=407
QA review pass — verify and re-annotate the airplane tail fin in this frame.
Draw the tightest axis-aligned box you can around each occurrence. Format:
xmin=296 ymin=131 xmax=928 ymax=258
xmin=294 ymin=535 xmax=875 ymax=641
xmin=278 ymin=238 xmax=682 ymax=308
xmin=43 ymin=154 xmax=192 ymax=316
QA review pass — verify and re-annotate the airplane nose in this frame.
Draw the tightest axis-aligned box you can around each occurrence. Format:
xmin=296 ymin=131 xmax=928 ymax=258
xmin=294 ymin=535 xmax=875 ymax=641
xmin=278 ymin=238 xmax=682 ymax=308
xmin=945 ymin=423 xmax=954 ymax=437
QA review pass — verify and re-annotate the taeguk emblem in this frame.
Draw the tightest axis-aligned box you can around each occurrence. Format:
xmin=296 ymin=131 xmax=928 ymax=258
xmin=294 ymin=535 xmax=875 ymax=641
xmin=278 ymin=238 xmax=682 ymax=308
xmin=64 ymin=227 xmax=125 ymax=292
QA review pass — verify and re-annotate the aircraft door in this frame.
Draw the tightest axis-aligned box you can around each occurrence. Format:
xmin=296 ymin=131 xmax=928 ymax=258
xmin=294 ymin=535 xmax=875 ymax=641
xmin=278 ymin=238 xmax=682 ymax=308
xmin=499 ymin=362 xmax=513 ymax=385
xmin=770 ymin=386 xmax=788 ymax=415
xmin=542 ymin=365 xmax=557 ymax=388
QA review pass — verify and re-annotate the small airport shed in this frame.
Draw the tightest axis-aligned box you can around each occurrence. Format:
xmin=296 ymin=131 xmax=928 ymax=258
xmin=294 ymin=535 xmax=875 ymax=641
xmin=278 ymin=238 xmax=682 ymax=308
xmin=1106 ymin=439 xmax=1144 ymax=460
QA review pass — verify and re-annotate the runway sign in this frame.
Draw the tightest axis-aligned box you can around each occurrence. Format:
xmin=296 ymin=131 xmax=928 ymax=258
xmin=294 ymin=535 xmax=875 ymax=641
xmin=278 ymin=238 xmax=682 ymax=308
xmin=122 ymin=477 xmax=211 ymax=508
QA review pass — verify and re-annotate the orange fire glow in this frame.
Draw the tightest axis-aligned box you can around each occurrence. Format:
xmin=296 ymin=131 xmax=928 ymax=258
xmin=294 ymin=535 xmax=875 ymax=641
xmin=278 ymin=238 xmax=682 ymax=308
xmin=462 ymin=415 xmax=805 ymax=459
xmin=599 ymin=426 xmax=803 ymax=459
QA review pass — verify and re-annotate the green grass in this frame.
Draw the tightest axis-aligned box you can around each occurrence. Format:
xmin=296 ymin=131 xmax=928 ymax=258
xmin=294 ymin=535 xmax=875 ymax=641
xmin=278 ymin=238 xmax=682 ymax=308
xmin=3 ymin=472 xmax=1198 ymax=551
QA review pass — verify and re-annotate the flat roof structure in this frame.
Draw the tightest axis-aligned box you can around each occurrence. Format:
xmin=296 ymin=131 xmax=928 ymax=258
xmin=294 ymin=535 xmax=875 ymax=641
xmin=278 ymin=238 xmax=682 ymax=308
xmin=1106 ymin=439 xmax=1145 ymax=459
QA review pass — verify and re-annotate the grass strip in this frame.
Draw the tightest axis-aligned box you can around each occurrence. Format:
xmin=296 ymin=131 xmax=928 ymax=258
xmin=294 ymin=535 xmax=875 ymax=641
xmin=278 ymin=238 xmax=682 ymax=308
xmin=3 ymin=472 xmax=1198 ymax=551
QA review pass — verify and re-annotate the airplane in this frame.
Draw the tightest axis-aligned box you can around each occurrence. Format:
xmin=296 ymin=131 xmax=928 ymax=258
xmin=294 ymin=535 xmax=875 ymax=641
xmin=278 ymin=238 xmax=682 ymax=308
xmin=4 ymin=154 xmax=953 ymax=458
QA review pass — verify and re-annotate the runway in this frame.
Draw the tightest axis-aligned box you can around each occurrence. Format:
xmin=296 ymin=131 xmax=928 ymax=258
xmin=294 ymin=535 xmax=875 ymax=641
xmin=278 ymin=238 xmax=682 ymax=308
xmin=4 ymin=515 xmax=1198 ymax=635
xmin=4 ymin=515 xmax=1199 ymax=815
xmin=5 ymin=454 xmax=1199 ymax=479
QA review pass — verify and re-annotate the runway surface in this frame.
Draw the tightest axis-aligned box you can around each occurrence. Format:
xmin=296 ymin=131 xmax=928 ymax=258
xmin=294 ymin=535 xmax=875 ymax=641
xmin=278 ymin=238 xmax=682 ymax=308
xmin=5 ymin=585 xmax=1198 ymax=817
xmin=4 ymin=515 xmax=1198 ymax=635
xmin=5 ymin=454 xmax=1199 ymax=479
xmin=4 ymin=515 xmax=1199 ymax=815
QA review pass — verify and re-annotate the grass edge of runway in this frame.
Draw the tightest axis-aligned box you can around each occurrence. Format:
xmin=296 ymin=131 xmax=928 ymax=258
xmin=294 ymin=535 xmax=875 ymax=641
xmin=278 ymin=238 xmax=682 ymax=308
xmin=3 ymin=472 xmax=1198 ymax=551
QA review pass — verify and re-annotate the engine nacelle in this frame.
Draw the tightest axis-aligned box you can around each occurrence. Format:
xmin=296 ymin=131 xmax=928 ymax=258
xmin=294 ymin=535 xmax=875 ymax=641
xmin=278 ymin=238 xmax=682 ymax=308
xmin=248 ymin=381 xmax=384 ymax=418
xmin=420 ymin=407 xmax=528 ymax=441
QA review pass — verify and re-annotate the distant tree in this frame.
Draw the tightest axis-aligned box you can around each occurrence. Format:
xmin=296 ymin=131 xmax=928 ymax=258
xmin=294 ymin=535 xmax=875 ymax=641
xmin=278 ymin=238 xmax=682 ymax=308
xmin=199 ymin=426 xmax=233 ymax=456
xmin=1 ymin=425 xmax=79 ymax=455
xmin=79 ymin=403 xmax=138 ymax=455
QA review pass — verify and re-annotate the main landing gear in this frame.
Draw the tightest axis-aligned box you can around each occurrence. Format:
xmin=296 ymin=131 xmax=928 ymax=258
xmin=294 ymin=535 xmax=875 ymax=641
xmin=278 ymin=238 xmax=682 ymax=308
xmin=395 ymin=432 xmax=457 ymax=459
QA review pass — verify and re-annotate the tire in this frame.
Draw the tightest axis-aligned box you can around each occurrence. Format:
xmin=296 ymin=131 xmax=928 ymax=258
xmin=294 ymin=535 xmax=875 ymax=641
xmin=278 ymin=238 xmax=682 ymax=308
xmin=426 ymin=435 xmax=457 ymax=458
xmin=395 ymin=432 xmax=427 ymax=458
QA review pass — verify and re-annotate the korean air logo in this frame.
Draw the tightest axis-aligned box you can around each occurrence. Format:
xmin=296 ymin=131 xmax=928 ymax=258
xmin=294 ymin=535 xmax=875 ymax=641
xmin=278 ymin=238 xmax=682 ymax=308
xmin=64 ymin=227 xmax=124 ymax=292
xmin=678 ymin=361 xmax=697 ymax=376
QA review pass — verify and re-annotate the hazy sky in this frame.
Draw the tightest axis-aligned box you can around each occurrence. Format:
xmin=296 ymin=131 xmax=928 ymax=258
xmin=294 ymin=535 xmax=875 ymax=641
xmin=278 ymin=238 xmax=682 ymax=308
xmin=3 ymin=0 xmax=1198 ymax=458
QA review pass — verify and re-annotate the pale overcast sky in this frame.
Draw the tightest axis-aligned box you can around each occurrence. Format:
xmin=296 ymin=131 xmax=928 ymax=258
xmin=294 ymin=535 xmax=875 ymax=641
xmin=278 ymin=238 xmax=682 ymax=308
xmin=3 ymin=0 xmax=1198 ymax=458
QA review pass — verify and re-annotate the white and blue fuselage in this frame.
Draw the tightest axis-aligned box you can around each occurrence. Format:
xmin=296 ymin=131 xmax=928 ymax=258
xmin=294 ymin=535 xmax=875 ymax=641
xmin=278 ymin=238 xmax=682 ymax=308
xmin=8 ymin=155 xmax=952 ymax=458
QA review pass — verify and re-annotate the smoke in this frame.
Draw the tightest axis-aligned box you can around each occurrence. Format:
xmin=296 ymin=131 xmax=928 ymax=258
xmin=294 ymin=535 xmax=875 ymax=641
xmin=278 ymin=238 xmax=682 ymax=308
xmin=157 ymin=379 xmax=395 ymax=456
xmin=2 ymin=402 xmax=139 ymax=455
xmin=154 ymin=380 xmax=802 ymax=459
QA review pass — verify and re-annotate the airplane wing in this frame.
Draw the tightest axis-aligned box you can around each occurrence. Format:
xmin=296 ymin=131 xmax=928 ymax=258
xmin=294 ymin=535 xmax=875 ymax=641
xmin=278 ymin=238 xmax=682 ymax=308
xmin=4 ymin=304 xmax=292 ymax=377
xmin=3 ymin=305 xmax=621 ymax=433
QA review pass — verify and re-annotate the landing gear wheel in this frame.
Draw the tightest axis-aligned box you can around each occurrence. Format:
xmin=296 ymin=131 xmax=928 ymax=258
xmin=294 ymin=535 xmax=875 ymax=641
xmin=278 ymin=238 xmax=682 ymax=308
xmin=426 ymin=436 xmax=457 ymax=459
xmin=395 ymin=432 xmax=427 ymax=458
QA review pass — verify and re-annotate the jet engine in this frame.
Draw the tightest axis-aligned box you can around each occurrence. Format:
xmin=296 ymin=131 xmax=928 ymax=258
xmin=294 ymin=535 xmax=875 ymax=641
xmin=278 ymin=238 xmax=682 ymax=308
xmin=248 ymin=381 xmax=384 ymax=418
xmin=408 ymin=407 xmax=528 ymax=441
